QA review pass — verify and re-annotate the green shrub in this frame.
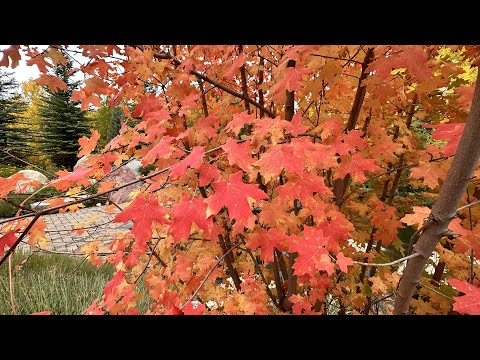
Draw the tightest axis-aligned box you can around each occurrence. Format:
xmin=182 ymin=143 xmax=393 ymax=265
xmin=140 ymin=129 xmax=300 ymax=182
xmin=0 ymin=200 xmax=18 ymax=218
xmin=0 ymin=164 xmax=21 ymax=177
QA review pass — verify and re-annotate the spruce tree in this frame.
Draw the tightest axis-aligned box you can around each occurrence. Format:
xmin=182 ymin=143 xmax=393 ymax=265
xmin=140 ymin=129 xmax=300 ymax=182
xmin=106 ymin=106 xmax=123 ymax=142
xmin=37 ymin=58 xmax=90 ymax=169
xmin=0 ymin=71 xmax=26 ymax=154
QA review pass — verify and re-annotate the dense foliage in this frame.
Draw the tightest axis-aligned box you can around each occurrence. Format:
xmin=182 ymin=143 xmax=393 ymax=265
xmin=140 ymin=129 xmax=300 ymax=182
xmin=1 ymin=45 xmax=480 ymax=315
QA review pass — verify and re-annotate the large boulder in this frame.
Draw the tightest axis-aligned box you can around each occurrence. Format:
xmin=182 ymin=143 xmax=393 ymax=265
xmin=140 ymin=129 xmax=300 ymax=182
xmin=16 ymin=170 xmax=49 ymax=193
xmin=76 ymin=156 xmax=143 ymax=204
xmin=106 ymin=160 xmax=143 ymax=204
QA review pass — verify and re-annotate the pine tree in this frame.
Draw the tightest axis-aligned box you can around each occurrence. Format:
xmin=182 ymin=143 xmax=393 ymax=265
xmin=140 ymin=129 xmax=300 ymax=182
xmin=0 ymin=71 xmax=26 ymax=154
xmin=37 ymin=58 xmax=90 ymax=169
xmin=106 ymin=106 xmax=123 ymax=143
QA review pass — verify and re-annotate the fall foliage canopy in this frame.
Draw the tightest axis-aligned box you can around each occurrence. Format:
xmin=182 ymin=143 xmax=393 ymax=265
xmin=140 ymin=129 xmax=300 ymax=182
xmin=2 ymin=44 xmax=480 ymax=315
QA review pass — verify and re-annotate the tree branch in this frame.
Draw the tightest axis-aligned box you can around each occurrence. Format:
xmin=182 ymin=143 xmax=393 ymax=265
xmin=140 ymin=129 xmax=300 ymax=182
xmin=353 ymin=253 xmax=420 ymax=267
xmin=180 ymin=241 xmax=242 ymax=310
xmin=141 ymin=47 xmax=276 ymax=118
xmin=394 ymin=74 xmax=480 ymax=314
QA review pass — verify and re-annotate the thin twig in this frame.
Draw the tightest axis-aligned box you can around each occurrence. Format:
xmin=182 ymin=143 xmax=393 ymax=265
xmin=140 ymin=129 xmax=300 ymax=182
xmin=309 ymin=53 xmax=363 ymax=64
xmin=353 ymin=253 xmax=421 ymax=267
xmin=135 ymin=237 xmax=162 ymax=284
xmin=180 ymin=242 xmax=242 ymax=310
xmin=0 ymin=149 xmax=56 ymax=179
xmin=419 ymin=283 xmax=454 ymax=302
xmin=457 ymin=199 xmax=480 ymax=213
xmin=237 ymin=246 xmax=282 ymax=310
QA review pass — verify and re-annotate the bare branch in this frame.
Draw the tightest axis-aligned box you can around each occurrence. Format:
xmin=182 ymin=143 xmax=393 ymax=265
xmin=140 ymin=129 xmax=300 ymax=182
xmin=180 ymin=242 xmax=243 ymax=310
xmin=353 ymin=253 xmax=420 ymax=267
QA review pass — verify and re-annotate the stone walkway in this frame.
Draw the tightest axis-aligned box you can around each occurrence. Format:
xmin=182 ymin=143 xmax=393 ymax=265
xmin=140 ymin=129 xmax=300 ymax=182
xmin=21 ymin=205 xmax=132 ymax=254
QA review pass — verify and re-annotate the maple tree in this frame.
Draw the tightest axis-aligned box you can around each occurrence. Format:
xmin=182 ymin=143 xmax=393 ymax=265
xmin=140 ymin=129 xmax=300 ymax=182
xmin=2 ymin=44 xmax=480 ymax=315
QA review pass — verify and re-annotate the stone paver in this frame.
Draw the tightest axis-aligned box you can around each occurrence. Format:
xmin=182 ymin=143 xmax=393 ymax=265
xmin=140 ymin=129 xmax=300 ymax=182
xmin=18 ymin=205 xmax=133 ymax=254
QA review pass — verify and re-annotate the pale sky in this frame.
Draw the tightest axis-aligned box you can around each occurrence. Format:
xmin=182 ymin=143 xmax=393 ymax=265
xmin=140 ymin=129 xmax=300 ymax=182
xmin=0 ymin=45 xmax=86 ymax=89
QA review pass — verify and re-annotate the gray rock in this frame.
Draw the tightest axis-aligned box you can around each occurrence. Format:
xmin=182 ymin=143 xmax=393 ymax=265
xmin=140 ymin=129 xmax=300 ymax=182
xmin=16 ymin=170 xmax=49 ymax=193
xmin=105 ymin=160 xmax=143 ymax=204
xmin=74 ymin=155 xmax=90 ymax=170
xmin=30 ymin=201 xmax=50 ymax=211
xmin=125 ymin=159 xmax=142 ymax=175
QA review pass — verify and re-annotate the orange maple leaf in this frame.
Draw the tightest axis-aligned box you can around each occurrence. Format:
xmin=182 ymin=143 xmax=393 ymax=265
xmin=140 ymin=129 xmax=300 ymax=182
xmin=78 ymin=129 xmax=101 ymax=158
xmin=400 ymin=206 xmax=431 ymax=228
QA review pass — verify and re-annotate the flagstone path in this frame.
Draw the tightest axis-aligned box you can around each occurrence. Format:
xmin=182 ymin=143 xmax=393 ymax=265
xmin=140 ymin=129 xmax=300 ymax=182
xmin=19 ymin=205 xmax=132 ymax=254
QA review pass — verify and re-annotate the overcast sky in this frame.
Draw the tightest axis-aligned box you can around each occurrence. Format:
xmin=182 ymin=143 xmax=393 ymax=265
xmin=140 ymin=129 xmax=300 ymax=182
xmin=0 ymin=45 xmax=89 ymax=90
xmin=0 ymin=45 xmax=42 ymax=84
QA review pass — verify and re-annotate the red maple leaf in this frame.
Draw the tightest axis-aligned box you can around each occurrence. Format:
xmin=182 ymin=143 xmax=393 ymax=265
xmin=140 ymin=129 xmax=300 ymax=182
xmin=423 ymin=123 xmax=465 ymax=157
xmin=31 ymin=311 xmax=53 ymax=315
xmin=289 ymin=226 xmax=334 ymax=276
xmin=205 ymin=171 xmax=268 ymax=233
xmin=255 ymin=144 xmax=304 ymax=182
xmin=142 ymin=109 xmax=171 ymax=127
xmin=100 ymin=153 xmax=118 ymax=174
xmin=198 ymin=163 xmax=221 ymax=186
xmin=51 ymin=166 xmax=95 ymax=191
xmin=221 ymin=139 xmax=254 ymax=172
xmin=142 ymin=135 xmax=175 ymax=166
xmin=224 ymin=111 xmax=255 ymax=135
xmin=179 ymin=93 xmax=200 ymax=116
xmin=253 ymin=116 xmax=293 ymax=144
xmin=291 ymin=137 xmax=336 ymax=170
xmin=224 ymin=53 xmax=247 ymax=79
xmin=276 ymin=171 xmax=332 ymax=204
xmin=0 ymin=231 xmax=18 ymax=257
xmin=182 ymin=302 xmax=206 ymax=315
xmin=113 ymin=194 xmax=169 ymax=245
xmin=448 ymin=279 xmax=480 ymax=315
xmin=246 ymin=227 xmax=289 ymax=263
xmin=132 ymin=93 xmax=164 ymax=117
xmin=170 ymin=146 xmax=205 ymax=179
xmin=337 ymin=153 xmax=381 ymax=183
xmin=336 ymin=252 xmax=354 ymax=273
xmin=78 ymin=129 xmax=100 ymax=158
xmin=333 ymin=130 xmax=367 ymax=156
xmin=283 ymin=65 xmax=310 ymax=92
xmin=289 ymin=294 xmax=312 ymax=315
xmin=169 ymin=193 xmax=213 ymax=243
xmin=290 ymin=113 xmax=310 ymax=136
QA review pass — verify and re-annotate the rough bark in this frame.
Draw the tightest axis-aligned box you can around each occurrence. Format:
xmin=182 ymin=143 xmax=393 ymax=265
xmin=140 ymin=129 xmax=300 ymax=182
xmin=394 ymin=75 xmax=480 ymax=314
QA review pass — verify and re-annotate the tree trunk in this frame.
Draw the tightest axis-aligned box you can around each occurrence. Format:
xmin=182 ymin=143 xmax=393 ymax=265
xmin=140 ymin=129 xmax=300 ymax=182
xmin=394 ymin=75 xmax=480 ymax=314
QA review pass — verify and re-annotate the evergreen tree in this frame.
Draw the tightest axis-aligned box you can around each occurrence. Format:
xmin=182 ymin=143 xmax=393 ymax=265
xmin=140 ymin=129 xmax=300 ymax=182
xmin=90 ymin=103 xmax=124 ymax=148
xmin=0 ymin=71 xmax=26 ymax=155
xmin=37 ymin=58 xmax=90 ymax=169
xmin=106 ymin=107 xmax=123 ymax=143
